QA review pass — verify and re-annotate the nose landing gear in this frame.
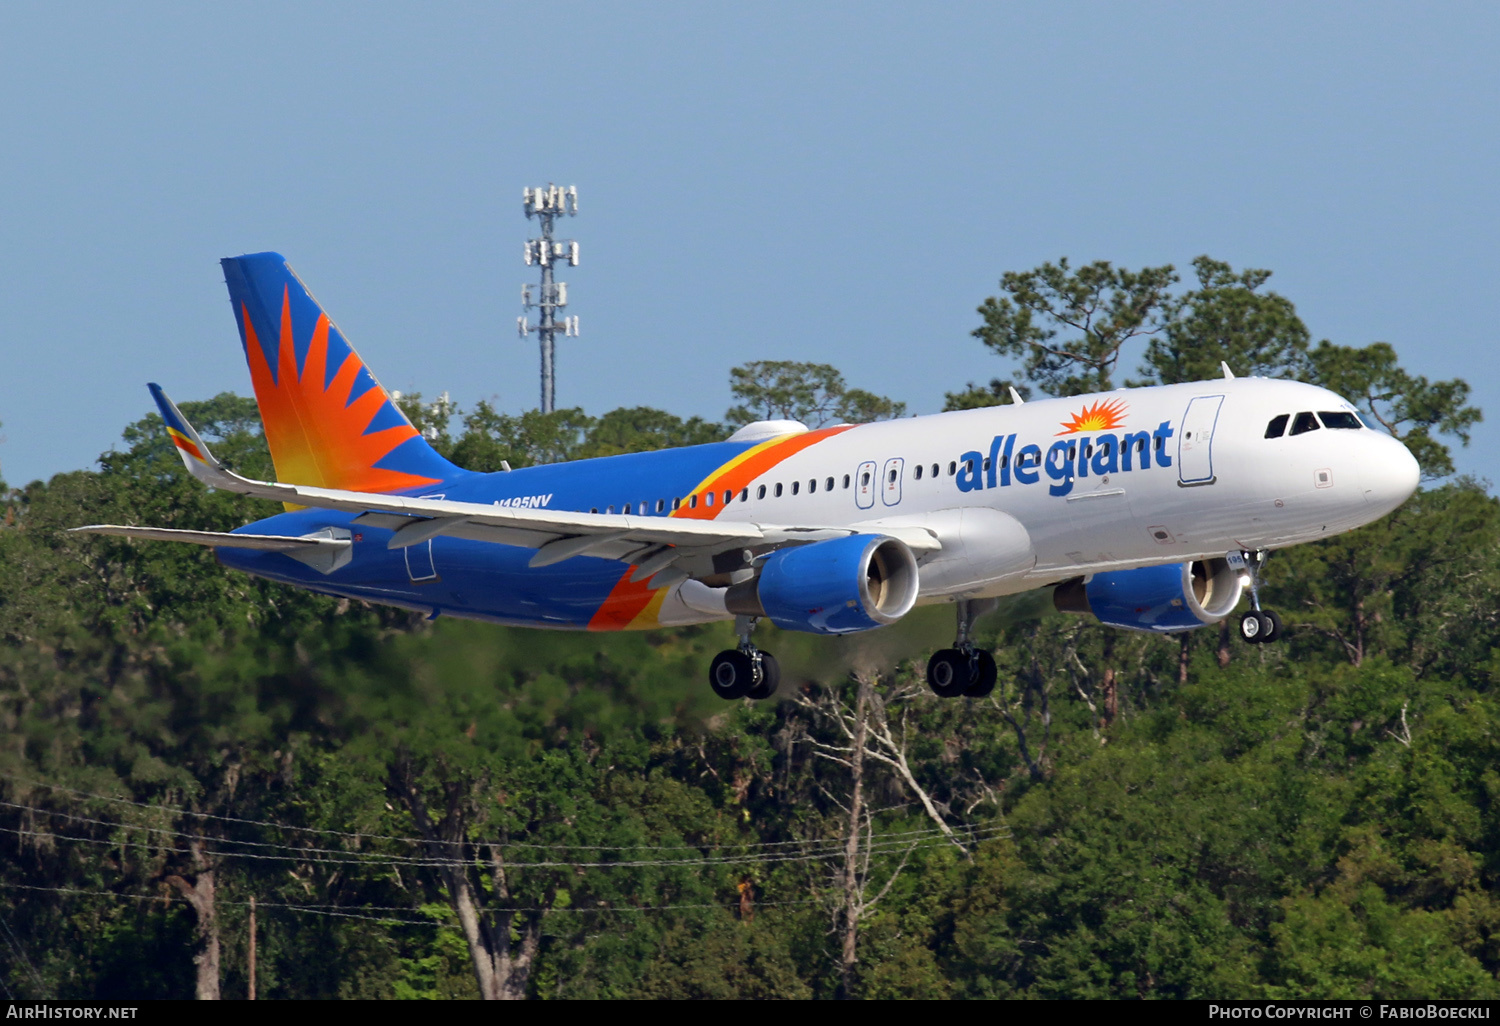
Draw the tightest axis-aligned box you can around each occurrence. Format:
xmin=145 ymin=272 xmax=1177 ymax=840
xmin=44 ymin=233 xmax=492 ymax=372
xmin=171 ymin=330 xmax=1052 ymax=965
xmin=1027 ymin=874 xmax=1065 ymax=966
xmin=926 ymin=599 xmax=999 ymax=698
xmin=1234 ymin=549 xmax=1284 ymax=644
xmin=708 ymin=616 xmax=780 ymax=700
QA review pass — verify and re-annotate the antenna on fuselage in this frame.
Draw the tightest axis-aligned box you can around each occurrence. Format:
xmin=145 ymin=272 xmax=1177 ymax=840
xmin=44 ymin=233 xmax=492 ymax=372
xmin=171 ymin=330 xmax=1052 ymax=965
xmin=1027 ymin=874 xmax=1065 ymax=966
xmin=1221 ymin=361 xmax=1235 ymax=379
xmin=1008 ymin=387 xmax=1026 ymax=405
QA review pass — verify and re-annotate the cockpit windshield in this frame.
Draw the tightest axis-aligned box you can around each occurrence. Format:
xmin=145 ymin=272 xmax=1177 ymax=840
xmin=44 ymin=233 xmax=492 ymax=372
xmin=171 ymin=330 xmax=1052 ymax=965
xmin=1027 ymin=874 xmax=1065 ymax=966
xmin=1317 ymin=411 xmax=1363 ymax=430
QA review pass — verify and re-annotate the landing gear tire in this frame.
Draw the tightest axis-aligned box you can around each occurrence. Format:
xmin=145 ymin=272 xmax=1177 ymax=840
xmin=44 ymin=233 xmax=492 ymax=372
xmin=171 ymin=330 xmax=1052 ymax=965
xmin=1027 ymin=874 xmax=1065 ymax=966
xmin=709 ymin=649 xmax=756 ymax=700
xmin=965 ymin=649 xmax=998 ymax=698
xmin=748 ymin=652 xmax=780 ymax=700
xmin=927 ymin=649 xmax=970 ymax=698
xmin=1239 ymin=612 xmax=1265 ymax=644
xmin=1258 ymin=609 xmax=1283 ymax=644
xmin=1240 ymin=611 xmax=1283 ymax=644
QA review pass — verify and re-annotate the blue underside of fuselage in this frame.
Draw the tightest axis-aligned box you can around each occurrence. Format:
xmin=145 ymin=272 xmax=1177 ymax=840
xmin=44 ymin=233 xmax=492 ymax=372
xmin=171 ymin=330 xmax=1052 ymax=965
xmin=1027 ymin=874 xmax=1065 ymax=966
xmin=217 ymin=438 xmax=763 ymax=627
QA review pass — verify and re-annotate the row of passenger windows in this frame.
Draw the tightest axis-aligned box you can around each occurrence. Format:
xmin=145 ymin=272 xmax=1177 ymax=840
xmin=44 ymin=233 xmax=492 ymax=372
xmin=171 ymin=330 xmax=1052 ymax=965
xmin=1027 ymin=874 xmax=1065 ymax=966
xmin=1264 ymin=410 xmax=1364 ymax=438
xmin=585 ymin=452 xmax=1026 ymax=516
xmin=587 ymin=475 xmax=859 ymax=515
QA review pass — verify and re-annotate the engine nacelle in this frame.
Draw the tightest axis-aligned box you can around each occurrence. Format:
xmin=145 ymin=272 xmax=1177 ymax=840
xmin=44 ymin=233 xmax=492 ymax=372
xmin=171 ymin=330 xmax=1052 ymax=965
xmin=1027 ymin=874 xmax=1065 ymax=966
xmin=1053 ymin=558 xmax=1244 ymax=634
xmin=726 ymin=535 xmax=920 ymax=635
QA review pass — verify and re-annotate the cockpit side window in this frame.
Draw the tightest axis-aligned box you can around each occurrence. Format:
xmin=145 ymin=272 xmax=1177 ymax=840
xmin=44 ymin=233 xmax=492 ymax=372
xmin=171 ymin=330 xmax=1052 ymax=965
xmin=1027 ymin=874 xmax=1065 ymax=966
xmin=1265 ymin=414 xmax=1289 ymax=438
xmin=1289 ymin=411 xmax=1320 ymax=436
xmin=1318 ymin=411 xmax=1363 ymax=430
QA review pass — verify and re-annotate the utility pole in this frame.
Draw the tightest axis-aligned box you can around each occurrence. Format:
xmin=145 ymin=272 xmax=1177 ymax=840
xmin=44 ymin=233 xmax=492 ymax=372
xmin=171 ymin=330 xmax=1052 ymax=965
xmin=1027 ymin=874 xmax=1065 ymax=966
xmin=518 ymin=183 xmax=579 ymax=413
xmin=248 ymin=895 xmax=256 ymax=1000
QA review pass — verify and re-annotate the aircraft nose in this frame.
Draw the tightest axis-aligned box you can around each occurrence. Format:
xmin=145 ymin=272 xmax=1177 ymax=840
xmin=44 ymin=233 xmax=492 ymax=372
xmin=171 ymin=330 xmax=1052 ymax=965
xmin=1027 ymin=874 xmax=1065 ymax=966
xmin=1363 ymin=432 xmax=1421 ymax=513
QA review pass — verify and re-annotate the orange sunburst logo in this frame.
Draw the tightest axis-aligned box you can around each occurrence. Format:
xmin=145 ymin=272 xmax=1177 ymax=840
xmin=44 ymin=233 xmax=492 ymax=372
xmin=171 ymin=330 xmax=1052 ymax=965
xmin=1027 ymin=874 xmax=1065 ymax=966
xmin=243 ymin=286 xmax=441 ymax=497
xmin=1056 ymin=398 xmax=1128 ymax=435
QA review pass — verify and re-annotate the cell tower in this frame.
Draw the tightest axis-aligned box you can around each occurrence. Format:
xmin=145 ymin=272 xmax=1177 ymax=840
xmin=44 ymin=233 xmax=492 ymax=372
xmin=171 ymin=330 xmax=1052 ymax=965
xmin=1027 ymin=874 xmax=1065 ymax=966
xmin=517 ymin=183 xmax=579 ymax=413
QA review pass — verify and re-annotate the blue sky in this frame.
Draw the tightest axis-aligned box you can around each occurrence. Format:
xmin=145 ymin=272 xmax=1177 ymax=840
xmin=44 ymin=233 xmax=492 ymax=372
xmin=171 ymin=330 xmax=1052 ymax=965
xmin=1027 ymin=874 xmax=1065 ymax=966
xmin=2 ymin=3 xmax=1496 ymax=487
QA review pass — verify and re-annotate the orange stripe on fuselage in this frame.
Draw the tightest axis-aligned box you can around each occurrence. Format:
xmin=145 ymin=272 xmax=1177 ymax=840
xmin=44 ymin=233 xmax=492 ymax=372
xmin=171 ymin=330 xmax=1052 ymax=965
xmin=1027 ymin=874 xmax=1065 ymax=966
xmin=587 ymin=424 xmax=855 ymax=630
xmin=671 ymin=424 xmax=854 ymax=521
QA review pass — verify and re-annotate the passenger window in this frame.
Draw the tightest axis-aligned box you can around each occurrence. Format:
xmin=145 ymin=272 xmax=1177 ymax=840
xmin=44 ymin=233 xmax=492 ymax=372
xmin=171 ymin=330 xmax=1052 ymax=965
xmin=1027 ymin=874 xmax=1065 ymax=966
xmin=591 ymin=507 xmax=599 ymax=514
xmin=809 ymin=479 xmax=817 ymax=493
xmin=948 ymin=461 xmax=957 ymax=476
xmin=931 ymin=463 xmax=939 ymax=478
xmin=689 ymin=494 xmax=698 ymax=508
xmin=606 ymin=505 xmax=614 ymax=514
xmin=982 ymin=457 xmax=991 ymax=472
xmin=703 ymin=492 xmax=713 ymax=507
xmin=889 ymin=468 xmax=899 ymax=483
xmin=791 ymin=481 xmax=800 ymax=495
xmin=757 ymin=485 xmax=766 ymax=500
xmin=671 ymin=497 xmax=681 ymax=510
xmin=656 ymin=499 xmax=666 ymax=513
xmin=861 ymin=471 xmax=871 ymax=487
xmin=825 ymin=476 xmax=834 ymax=491
xmin=1290 ymin=411 xmax=1320 ymax=436
xmin=1083 ymin=443 xmax=1093 ymax=459
xmin=914 ymin=464 xmax=923 ymax=480
xmin=775 ymin=483 xmax=783 ymax=497
xmin=842 ymin=475 xmax=850 ymax=489
xmin=1318 ymin=411 xmax=1362 ymax=430
xmin=1265 ymin=414 xmax=1289 ymax=438
xmin=1068 ymin=443 xmax=1076 ymax=460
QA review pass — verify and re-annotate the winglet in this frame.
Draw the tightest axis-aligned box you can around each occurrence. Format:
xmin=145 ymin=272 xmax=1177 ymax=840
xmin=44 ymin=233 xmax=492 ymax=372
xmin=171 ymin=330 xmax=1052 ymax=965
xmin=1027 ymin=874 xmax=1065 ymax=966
xmin=148 ymin=383 xmax=239 ymax=490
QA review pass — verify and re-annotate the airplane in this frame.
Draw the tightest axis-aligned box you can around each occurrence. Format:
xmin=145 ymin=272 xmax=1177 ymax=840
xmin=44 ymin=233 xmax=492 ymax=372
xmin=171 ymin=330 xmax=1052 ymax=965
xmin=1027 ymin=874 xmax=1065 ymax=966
xmin=75 ymin=253 xmax=1422 ymax=701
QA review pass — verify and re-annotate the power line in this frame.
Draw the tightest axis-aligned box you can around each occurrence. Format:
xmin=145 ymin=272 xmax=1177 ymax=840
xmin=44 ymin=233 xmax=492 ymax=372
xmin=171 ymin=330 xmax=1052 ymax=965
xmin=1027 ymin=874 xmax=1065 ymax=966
xmin=0 ymin=908 xmax=45 ymax=998
xmin=0 ymin=818 xmax=1002 ymax=872
xmin=0 ymin=880 xmax=821 ymax=926
xmin=0 ymin=773 xmax=1003 ymax=856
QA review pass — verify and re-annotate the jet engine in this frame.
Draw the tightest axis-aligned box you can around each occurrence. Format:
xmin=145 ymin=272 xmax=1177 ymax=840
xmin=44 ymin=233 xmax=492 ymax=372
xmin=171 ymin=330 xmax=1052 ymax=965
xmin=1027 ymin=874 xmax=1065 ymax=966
xmin=726 ymin=534 xmax=920 ymax=635
xmin=1053 ymin=558 xmax=1243 ymax=634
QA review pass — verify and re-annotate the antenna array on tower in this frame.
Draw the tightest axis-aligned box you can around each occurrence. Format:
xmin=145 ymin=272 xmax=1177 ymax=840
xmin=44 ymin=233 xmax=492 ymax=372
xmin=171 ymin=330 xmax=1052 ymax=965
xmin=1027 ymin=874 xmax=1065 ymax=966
xmin=517 ymin=184 xmax=579 ymax=413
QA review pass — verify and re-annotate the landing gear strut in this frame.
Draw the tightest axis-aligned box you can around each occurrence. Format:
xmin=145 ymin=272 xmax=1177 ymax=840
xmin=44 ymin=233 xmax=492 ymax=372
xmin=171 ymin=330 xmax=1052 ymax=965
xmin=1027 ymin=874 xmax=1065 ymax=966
xmin=1235 ymin=549 xmax=1284 ymax=645
xmin=708 ymin=616 xmax=780 ymax=700
xmin=926 ymin=599 xmax=999 ymax=699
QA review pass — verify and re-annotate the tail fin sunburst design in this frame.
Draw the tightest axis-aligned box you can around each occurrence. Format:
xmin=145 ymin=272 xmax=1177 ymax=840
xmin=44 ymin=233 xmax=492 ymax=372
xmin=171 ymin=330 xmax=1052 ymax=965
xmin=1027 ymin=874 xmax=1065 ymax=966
xmin=223 ymin=253 xmax=455 ymax=496
xmin=1056 ymin=398 xmax=1128 ymax=435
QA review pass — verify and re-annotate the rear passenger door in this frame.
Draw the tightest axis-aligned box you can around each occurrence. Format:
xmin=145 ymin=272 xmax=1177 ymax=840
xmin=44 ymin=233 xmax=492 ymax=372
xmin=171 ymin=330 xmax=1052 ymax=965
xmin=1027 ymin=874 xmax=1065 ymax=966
xmin=881 ymin=458 xmax=904 ymax=506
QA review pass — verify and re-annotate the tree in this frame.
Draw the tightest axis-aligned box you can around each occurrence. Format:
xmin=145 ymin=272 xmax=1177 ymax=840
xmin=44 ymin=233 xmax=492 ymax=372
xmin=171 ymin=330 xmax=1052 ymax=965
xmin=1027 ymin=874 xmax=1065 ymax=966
xmin=448 ymin=402 xmax=594 ymax=472
xmin=726 ymin=361 xmax=905 ymax=428
xmin=582 ymin=407 xmax=724 ymax=456
xmin=972 ymin=258 xmax=1179 ymax=397
xmin=1137 ymin=256 xmax=1311 ymax=385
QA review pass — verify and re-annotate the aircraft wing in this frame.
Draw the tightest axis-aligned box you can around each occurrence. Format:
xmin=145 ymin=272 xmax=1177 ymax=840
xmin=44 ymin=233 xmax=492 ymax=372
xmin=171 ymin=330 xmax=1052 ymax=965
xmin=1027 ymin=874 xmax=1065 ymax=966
xmin=73 ymin=525 xmax=342 ymax=551
xmin=140 ymin=385 xmax=940 ymax=575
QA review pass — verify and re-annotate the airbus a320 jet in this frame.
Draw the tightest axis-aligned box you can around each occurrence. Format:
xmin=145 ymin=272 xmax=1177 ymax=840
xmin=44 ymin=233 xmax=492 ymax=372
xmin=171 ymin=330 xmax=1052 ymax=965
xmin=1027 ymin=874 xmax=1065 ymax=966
xmin=76 ymin=254 xmax=1421 ymax=701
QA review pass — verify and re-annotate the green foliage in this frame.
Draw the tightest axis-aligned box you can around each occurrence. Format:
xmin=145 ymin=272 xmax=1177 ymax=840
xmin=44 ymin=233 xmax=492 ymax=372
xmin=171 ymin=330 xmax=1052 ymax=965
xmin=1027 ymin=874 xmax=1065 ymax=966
xmin=973 ymin=258 xmax=1179 ymax=397
xmin=726 ymin=360 xmax=906 ymax=427
xmin=1138 ymin=256 xmax=1312 ymax=385
xmin=2 ymin=261 xmax=1499 ymax=998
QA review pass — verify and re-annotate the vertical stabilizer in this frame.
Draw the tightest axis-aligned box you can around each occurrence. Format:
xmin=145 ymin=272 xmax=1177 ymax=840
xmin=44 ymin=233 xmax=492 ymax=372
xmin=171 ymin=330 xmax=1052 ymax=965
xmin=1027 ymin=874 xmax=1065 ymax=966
xmin=221 ymin=252 xmax=458 ymax=493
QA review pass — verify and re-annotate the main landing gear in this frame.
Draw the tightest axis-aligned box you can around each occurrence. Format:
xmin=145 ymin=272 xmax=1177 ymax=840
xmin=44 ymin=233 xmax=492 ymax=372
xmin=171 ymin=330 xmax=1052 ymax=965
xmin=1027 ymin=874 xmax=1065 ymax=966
xmin=708 ymin=616 xmax=781 ymax=701
xmin=1235 ymin=549 xmax=1284 ymax=645
xmin=926 ymin=599 xmax=999 ymax=699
